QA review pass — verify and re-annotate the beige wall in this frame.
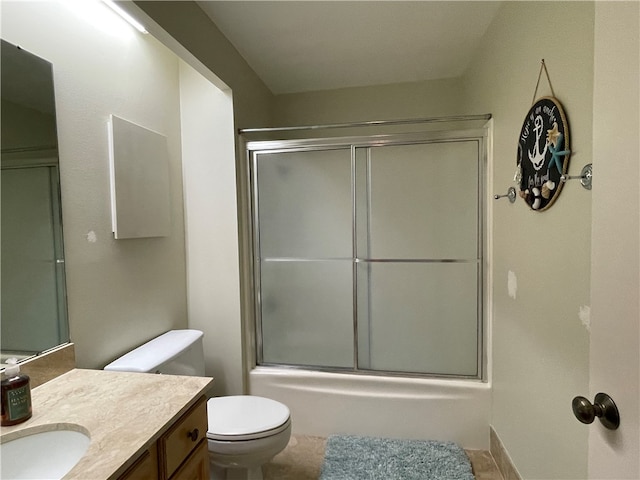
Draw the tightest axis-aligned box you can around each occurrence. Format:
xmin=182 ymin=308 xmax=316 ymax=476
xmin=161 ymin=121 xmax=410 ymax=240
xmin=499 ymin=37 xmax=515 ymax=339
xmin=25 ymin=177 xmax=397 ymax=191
xmin=3 ymin=1 xmax=261 ymax=393
xmin=130 ymin=2 xmax=274 ymax=395
xmin=259 ymin=2 xmax=595 ymax=478
xmin=463 ymin=2 xmax=594 ymax=478
xmin=273 ymin=76 xmax=467 ymax=127
xmin=132 ymin=1 xmax=274 ymax=131
xmin=179 ymin=61 xmax=243 ymax=396
xmin=1 ymin=2 xmax=189 ymax=369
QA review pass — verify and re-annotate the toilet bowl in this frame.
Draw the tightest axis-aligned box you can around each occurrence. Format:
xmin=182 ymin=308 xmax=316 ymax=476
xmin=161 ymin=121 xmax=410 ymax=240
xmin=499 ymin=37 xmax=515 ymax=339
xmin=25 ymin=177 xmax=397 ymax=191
xmin=207 ymin=396 xmax=291 ymax=480
xmin=103 ymin=329 xmax=291 ymax=480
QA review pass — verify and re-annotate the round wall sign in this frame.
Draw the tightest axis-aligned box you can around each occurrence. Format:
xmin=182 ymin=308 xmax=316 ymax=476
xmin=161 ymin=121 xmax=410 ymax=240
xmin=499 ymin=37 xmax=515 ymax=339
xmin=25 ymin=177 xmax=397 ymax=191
xmin=516 ymin=96 xmax=570 ymax=211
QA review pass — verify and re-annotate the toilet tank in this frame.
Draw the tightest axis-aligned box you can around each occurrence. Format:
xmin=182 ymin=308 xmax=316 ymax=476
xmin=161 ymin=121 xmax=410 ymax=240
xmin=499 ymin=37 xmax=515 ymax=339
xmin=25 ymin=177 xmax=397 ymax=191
xmin=104 ymin=329 xmax=205 ymax=376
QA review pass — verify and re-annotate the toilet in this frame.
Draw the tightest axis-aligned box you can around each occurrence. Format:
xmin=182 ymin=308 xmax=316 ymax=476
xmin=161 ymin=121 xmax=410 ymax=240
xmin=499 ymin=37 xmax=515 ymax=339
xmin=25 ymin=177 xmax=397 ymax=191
xmin=103 ymin=329 xmax=291 ymax=480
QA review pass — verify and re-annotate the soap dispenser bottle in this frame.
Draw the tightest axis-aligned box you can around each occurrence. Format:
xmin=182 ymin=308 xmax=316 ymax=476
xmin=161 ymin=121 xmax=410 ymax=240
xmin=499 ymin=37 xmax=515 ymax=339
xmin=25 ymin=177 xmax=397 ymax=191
xmin=1 ymin=358 xmax=32 ymax=426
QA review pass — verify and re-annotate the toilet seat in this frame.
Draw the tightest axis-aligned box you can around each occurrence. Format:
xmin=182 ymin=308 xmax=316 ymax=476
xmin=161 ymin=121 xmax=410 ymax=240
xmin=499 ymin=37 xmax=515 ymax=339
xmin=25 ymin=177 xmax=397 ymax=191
xmin=206 ymin=396 xmax=291 ymax=441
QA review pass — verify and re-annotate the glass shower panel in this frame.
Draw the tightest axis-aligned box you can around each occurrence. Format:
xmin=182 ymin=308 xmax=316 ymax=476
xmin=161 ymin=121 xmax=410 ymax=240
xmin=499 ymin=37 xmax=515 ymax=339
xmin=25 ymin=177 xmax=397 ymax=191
xmin=260 ymin=260 xmax=354 ymax=368
xmin=1 ymin=166 xmax=65 ymax=353
xmin=250 ymin=130 xmax=485 ymax=378
xmin=256 ymin=148 xmax=352 ymax=259
xmin=368 ymin=141 xmax=479 ymax=260
xmin=361 ymin=262 xmax=479 ymax=376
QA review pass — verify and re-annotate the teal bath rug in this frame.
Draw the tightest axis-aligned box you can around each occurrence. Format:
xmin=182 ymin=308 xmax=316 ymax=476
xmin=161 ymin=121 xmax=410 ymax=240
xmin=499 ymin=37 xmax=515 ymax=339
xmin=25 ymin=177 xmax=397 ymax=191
xmin=319 ymin=435 xmax=474 ymax=480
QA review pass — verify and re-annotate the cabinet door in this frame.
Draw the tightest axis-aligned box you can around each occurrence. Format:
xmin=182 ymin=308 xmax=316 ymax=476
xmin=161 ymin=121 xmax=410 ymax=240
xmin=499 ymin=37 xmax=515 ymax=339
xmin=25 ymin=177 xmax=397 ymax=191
xmin=160 ymin=397 xmax=208 ymax=479
xmin=171 ymin=440 xmax=209 ymax=480
xmin=118 ymin=445 xmax=159 ymax=480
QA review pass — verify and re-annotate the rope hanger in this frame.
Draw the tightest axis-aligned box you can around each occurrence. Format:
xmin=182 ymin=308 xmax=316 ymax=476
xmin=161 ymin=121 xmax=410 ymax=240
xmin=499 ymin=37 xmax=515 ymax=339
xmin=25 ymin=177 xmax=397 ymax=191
xmin=531 ymin=59 xmax=556 ymax=104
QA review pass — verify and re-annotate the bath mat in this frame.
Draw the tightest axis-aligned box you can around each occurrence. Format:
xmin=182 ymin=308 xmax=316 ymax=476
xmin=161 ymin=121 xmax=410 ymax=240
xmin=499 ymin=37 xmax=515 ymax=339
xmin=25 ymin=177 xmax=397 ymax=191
xmin=319 ymin=434 xmax=474 ymax=480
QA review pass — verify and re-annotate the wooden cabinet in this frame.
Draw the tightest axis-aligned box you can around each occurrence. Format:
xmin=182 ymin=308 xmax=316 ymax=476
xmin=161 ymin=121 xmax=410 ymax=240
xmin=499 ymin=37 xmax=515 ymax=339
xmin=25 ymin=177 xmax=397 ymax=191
xmin=119 ymin=445 xmax=159 ymax=480
xmin=160 ymin=396 xmax=209 ymax=480
xmin=170 ymin=440 xmax=209 ymax=480
xmin=119 ymin=396 xmax=209 ymax=480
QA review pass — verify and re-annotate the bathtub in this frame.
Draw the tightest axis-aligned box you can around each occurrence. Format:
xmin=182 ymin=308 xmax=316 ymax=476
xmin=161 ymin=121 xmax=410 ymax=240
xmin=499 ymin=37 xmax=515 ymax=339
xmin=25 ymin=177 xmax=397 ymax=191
xmin=249 ymin=366 xmax=491 ymax=450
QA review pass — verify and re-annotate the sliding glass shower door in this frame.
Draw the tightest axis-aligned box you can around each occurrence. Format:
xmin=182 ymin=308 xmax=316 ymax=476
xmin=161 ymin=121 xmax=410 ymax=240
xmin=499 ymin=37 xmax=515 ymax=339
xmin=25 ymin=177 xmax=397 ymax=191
xmin=249 ymin=131 xmax=484 ymax=378
xmin=256 ymin=148 xmax=354 ymax=368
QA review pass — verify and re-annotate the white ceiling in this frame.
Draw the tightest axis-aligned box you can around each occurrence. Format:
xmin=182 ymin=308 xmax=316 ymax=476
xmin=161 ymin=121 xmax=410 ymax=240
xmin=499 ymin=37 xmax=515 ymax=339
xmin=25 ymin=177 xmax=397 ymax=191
xmin=197 ymin=1 xmax=503 ymax=95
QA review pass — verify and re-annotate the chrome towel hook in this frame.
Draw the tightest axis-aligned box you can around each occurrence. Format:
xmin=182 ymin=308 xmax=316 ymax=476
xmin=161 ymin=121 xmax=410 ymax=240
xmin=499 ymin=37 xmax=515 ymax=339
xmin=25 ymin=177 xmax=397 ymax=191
xmin=494 ymin=186 xmax=517 ymax=203
xmin=560 ymin=163 xmax=592 ymax=190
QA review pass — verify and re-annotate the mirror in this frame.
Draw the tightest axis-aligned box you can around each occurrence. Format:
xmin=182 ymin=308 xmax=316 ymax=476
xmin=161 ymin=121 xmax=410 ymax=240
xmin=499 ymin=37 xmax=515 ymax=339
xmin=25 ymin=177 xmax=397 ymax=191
xmin=1 ymin=39 xmax=69 ymax=363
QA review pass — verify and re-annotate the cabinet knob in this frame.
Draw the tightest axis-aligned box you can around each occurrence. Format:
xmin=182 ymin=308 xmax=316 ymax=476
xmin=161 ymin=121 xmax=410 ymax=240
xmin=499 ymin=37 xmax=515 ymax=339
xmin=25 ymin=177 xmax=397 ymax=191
xmin=187 ymin=428 xmax=199 ymax=442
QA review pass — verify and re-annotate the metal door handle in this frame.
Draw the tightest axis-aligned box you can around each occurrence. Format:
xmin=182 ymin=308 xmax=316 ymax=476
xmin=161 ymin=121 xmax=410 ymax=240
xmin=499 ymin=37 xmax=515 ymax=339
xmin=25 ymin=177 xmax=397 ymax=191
xmin=572 ymin=392 xmax=620 ymax=430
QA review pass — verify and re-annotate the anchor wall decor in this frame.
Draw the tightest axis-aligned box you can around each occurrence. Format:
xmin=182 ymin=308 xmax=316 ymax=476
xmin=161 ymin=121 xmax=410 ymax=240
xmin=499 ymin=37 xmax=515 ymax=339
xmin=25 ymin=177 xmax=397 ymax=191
xmin=516 ymin=96 xmax=571 ymax=211
xmin=515 ymin=60 xmax=571 ymax=211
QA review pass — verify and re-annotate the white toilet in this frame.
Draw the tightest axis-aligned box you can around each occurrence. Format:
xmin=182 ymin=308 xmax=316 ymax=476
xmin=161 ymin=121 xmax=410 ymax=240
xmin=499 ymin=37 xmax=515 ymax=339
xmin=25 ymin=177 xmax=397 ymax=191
xmin=104 ymin=329 xmax=291 ymax=480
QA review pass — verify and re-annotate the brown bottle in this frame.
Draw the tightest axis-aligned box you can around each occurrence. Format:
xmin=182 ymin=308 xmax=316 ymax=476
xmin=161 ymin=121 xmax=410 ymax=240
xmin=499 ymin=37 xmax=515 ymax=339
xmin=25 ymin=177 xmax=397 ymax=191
xmin=1 ymin=358 xmax=32 ymax=426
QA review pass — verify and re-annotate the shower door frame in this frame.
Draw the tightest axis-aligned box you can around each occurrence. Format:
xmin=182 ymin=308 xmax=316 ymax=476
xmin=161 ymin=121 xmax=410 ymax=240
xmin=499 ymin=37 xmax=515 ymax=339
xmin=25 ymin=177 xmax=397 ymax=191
xmin=245 ymin=127 xmax=488 ymax=380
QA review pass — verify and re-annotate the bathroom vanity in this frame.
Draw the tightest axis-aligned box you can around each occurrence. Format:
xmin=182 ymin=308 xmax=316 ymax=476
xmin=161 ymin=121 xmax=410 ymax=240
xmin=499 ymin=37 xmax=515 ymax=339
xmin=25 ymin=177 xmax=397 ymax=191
xmin=0 ymin=368 xmax=213 ymax=479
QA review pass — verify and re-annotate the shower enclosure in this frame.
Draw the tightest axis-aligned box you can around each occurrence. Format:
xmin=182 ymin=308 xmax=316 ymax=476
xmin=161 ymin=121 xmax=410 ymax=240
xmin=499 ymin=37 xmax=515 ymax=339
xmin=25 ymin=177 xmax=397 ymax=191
xmin=247 ymin=126 xmax=487 ymax=379
xmin=1 ymin=162 xmax=68 ymax=355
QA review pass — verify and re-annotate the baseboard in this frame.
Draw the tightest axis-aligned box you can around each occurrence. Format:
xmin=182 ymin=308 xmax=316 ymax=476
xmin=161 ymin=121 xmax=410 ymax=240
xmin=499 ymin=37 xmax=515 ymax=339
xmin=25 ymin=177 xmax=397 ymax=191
xmin=490 ymin=425 xmax=522 ymax=480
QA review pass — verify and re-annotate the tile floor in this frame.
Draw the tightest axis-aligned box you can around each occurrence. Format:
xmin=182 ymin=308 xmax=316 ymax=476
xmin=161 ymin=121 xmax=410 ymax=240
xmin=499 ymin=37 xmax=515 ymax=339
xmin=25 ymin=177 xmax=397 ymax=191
xmin=263 ymin=435 xmax=504 ymax=480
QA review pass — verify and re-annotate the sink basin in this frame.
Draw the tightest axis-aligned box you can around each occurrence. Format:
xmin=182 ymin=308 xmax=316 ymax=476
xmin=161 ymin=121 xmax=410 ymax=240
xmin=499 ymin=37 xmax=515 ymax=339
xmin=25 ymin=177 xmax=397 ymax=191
xmin=0 ymin=427 xmax=90 ymax=479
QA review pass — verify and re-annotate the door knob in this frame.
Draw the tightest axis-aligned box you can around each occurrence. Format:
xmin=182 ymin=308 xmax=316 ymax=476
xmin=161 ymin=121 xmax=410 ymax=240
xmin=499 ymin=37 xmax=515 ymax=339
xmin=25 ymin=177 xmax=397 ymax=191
xmin=572 ymin=392 xmax=620 ymax=430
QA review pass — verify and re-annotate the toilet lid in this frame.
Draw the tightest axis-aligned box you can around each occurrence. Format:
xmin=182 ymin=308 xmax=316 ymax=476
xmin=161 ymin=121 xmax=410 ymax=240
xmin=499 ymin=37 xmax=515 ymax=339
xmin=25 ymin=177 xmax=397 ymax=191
xmin=206 ymin=395 xmax=290 ymax=441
